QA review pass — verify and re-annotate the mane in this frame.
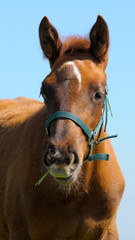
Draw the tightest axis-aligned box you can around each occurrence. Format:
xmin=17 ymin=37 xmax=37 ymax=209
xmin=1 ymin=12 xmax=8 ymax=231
xmin=59 ymin=36 xmax=90 ymax=57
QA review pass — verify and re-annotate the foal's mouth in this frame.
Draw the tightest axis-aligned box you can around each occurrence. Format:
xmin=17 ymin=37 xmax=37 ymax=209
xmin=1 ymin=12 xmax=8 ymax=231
xmin=55 ymin=175 xmax=73 ymax=185
xmin=43 ymin=148 xmax=82 ymax=185
xmin=48 ymin=164 xmax=80 ymax=185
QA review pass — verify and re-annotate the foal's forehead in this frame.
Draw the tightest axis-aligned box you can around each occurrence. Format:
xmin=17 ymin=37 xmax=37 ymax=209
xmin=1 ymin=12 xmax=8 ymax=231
xmin=56 ymin=60 xmax=106 ymax=87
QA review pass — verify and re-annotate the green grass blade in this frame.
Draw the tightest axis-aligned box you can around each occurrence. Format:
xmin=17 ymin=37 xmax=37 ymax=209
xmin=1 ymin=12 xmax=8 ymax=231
xmin=35 ymin=171 xmax=49 ymax=186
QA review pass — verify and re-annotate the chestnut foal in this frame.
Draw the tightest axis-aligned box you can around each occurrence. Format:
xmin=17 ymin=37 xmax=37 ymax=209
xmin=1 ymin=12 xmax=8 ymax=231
xmin=0 ymin=16 xmax=125 ymax=240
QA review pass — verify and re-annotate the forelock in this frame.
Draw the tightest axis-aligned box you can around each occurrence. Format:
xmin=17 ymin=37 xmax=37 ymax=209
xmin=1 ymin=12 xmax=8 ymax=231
xmin=59 ymin=36 xmax=90 ymax=57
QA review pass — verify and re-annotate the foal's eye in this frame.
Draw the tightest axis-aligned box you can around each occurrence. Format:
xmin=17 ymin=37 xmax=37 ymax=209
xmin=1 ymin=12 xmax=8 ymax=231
xmin=93 ymin=92 xmax=103 ymax=101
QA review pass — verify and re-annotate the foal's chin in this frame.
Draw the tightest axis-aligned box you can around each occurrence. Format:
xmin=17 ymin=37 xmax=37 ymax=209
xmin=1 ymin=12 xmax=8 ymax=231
xmin=48 ymin=162 xmax=83 ymax=188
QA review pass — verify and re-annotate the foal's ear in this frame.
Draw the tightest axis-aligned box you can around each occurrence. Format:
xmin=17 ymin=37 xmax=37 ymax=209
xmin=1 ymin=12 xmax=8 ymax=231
xmin=89 ymin=16 xmax=109 ymax=68
xmin=39 ymin=17 xmax=62 ymax=68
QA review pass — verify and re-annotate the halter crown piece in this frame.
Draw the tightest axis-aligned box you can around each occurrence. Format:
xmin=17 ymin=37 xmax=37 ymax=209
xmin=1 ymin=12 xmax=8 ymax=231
xmin=45 ymin=87 xmax=118 ymax=162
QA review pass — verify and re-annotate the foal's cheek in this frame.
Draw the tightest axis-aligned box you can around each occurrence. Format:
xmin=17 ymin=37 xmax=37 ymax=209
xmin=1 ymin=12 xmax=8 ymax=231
xmin=77 ymin=137 xmax=89 ymax=163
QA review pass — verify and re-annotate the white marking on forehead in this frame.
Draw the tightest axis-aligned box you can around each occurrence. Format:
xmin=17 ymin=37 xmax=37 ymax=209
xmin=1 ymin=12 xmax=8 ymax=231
xmin=60 ymin=61 xmax=82 ymax=90
xmin=67 ymin=61 xmax=82 ymax=90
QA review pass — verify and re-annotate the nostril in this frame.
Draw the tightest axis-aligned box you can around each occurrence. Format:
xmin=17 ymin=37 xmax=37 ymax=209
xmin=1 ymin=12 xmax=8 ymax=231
xmin=72 ymin=151 xmax=79 ymax=165
xmin=43 ymin=151 xmax=51 ymax=167
xmin=67 ymin=147 xmax=80 ymax=165
xmin=43 ymin=145 xmax=80 ymax=167
xmin=43 ymin=145 xmax=56 ymax=167
xmin=65 ymin=150 xmax=80 ymax=165
xmin=49 ymin=145 xmax=56 ymax=155
xmin=69 ymin=153 xmax=75 ymax=165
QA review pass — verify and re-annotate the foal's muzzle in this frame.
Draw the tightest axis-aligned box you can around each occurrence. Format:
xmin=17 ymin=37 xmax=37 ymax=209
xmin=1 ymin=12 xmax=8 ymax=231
xmin=43 ymin=143 xmax=81 ymax=183
xmin=43 ymin=144 xmax=79 ymax=167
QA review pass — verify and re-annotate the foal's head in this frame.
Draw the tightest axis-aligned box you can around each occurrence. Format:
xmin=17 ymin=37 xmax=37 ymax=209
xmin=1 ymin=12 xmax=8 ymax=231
xmin=39 ymin=16 xmax=109 ymax=185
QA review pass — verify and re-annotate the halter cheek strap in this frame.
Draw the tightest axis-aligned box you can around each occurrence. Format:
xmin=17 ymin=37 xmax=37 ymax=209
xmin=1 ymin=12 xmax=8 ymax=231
xmin=44 ymin=94 xmax=118 ymax=162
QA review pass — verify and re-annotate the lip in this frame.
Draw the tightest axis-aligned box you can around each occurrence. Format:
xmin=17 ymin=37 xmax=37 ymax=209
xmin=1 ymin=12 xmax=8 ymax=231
xmin=55 ymin=175 xmax=73 ymax=184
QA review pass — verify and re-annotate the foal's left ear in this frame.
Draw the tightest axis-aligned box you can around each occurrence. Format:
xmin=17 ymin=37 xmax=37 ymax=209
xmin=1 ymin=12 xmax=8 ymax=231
xmin=89 ymin=16 xmax=109 ymax=68
xmin=39 ymin=17 xmax=62 ymax=68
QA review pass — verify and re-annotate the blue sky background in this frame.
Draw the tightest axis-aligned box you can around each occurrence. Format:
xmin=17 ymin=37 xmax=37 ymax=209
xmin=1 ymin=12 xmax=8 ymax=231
xmin=0 ymin=1 xmax=135 ymax=239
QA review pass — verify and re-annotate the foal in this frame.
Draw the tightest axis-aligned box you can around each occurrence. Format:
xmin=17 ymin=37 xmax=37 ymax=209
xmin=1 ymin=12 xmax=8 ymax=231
xmin=0 ymin=16 xmax=125 ymax=240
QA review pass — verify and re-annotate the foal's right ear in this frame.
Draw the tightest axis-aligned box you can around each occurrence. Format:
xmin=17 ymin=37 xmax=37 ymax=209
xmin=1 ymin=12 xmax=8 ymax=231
xmin=39 ymin=17 xmax=62 ymax=68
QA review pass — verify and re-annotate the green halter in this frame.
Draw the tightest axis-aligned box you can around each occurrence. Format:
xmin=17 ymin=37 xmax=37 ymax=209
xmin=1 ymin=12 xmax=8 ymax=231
xmin=35 ymin=90 xmax=118 ymax=186
xmin=45 ymin=92 xmax=117 ymax=162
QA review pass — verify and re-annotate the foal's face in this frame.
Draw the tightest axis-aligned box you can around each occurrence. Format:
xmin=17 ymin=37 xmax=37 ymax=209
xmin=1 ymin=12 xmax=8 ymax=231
xmin=39 ymin=16 xmax=109 ymax=185
xmin=41 ymin=59 xmax=106 ymax=184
